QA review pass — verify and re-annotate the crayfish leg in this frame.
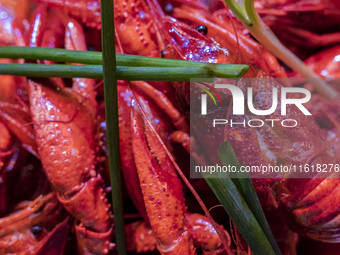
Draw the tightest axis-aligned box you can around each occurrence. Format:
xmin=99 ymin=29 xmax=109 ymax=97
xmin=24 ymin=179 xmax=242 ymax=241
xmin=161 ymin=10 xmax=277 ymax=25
xmin=0 ymin=102 xmax=38 ymax=157
xmin=131 ymin=81 xmax=189 ymax=133
xmin=170 ymin=131 xmax=190 ymax=153
xmin=64 ymin=17 xmax=97 ymax=108
xmin=114 ymin=0 xmax=160 ymax=57
xmin=26 ymin=4 xmax=47 ymax=48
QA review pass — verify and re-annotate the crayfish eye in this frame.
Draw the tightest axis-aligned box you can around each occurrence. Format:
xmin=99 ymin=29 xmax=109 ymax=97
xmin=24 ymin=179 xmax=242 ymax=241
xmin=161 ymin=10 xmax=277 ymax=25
xmin=196 ymin=25 xmax=208 ymax=36
xmin=164 ymin=3 xmax=174 ymax=14
xmin=31 ymin=225 xmax=43 ymax=235
xmin=331 ymin=145 xmax=335 ymax=149
xmin=161 ymin=50 xmax=165 ymax=58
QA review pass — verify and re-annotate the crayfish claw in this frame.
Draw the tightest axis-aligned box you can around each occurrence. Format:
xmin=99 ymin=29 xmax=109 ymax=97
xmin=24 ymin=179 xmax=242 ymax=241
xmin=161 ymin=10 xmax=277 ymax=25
xmin=57 ymin=176 xmax=111 ymax=232
xmin=131 ymin=106 xmax=195 ymax=255
xmin=28 ymin=76 xmax=112 ymax=254
xmin=76 ymin=224 xmax=113 ymax=255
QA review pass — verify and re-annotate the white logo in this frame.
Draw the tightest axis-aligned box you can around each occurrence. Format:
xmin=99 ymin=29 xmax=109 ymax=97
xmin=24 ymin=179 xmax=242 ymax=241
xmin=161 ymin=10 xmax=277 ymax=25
xmin=201 ymin=84 xmax=311 ymax=116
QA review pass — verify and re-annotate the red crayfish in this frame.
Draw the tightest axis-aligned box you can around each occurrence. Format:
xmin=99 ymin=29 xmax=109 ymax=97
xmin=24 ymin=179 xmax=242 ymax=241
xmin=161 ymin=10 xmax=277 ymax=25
xmin=2 ymin=0 xmax=340 ymax=254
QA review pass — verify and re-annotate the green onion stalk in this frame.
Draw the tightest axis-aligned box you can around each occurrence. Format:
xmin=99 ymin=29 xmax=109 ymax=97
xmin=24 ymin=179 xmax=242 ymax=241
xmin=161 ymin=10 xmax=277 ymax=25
xmin=215 ymin=142 xmax=282 ymax=255
xmin=0 ymin=47 xmax=249 ymax=81
xmin=224 ymin=0 xmax=339 ymax=100
xmin=100 ymin=0 xmax=126 ymax=254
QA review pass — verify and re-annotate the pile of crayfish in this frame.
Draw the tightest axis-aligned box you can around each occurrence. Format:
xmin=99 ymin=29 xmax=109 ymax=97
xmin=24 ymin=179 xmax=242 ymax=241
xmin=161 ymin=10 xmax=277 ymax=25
xmin=1 ymin=0 xmax=340 ymax=254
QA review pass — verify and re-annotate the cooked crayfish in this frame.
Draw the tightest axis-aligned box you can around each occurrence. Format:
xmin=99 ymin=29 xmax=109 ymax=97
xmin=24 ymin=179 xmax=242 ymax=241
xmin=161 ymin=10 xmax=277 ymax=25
xmin=3 ymin=0 xmax=340 ymax=254
xmin=0 ymin=194 xmax=69 ymax=255
xmin=24 ymin=5 xmax=113 ymax=254
xmin=148 ymin=0 xmax=340 ymax=247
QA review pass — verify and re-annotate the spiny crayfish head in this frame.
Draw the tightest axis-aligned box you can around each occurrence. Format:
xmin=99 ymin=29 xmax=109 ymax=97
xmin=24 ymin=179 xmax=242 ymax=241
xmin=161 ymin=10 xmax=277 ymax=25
xmin=0 ymin=194 xmax=70 ymax=254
